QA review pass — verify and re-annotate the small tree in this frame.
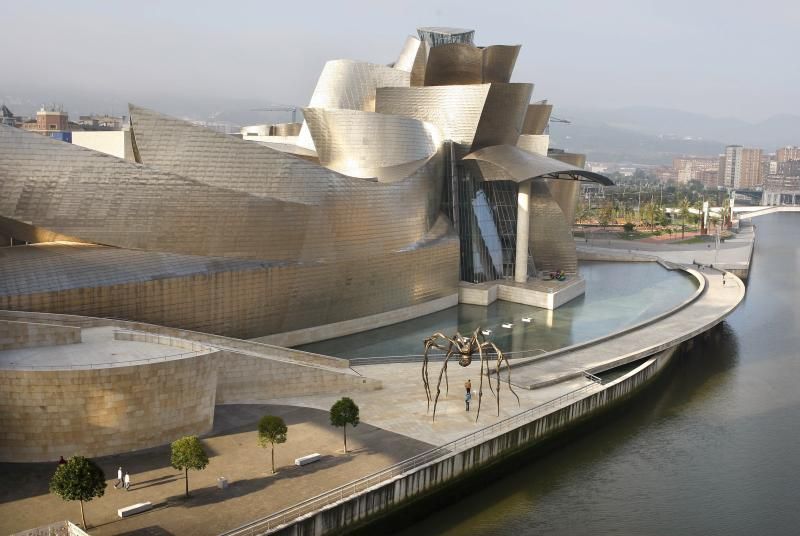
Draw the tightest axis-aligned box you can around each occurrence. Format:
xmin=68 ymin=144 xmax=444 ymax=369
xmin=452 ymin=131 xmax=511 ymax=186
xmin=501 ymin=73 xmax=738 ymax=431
xmin=679 ymin=197 xmax=691 ymax=239
xmin=258 ymin=415 xmax=288 ymax=474
xmin=170 ymin=436 xmax=209 ymax=497
xmin=49 ymin=456 xmax=106 ymax=529
xmin=330 ymin=397 xmax=360 ymax=453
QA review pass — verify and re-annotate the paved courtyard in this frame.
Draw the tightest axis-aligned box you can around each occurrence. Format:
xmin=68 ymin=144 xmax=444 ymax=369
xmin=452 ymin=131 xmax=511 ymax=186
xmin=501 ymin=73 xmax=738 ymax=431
xmin=0 ymin=405 xmax=430 ymax=536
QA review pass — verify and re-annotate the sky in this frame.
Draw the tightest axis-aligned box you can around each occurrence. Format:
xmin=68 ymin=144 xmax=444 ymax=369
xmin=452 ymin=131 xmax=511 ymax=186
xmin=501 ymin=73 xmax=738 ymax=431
xmin=1 ymin=0 xmax=799 ymax=122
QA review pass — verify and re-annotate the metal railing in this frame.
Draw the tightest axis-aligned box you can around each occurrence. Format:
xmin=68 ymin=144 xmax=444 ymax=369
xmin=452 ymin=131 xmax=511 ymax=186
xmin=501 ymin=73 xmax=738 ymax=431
xmin=220 ymin=378 xmax=604 ymax=536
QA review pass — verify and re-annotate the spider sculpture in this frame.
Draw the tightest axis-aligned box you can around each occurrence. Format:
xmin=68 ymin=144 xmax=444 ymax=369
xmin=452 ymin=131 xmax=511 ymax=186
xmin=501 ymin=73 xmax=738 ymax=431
xmin=422 ymin=328 xmax=520 ymax=421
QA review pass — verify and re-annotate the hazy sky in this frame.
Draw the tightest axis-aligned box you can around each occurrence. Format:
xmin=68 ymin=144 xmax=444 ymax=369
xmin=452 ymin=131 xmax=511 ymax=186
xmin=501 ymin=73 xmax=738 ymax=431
xmin=2 ymin=0 xmax=798 ymax=121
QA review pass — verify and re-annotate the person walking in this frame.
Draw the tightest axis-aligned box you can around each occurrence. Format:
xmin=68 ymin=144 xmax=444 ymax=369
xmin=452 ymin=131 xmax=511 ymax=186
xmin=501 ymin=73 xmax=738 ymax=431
xmin=465 ymin=379 xmax=472 ymax=412
xmin=114 ymin=466 xmax=123 ymax=489
xmin=124 ymin=472 xmax=131 ymax=491
xmin=722 ymin=273 xmax=727 ymax=287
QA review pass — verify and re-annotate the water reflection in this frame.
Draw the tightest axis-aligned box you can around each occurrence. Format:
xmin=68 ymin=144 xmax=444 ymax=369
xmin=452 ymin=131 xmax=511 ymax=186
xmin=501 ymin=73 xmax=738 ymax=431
xmin=297 ymin=261 xmax=697 ymax=359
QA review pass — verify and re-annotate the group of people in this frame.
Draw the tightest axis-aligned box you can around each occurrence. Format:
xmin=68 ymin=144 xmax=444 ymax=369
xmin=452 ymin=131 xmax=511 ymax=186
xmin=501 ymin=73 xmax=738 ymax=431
xmin=114 ymin=467 xmax=132 ymax=491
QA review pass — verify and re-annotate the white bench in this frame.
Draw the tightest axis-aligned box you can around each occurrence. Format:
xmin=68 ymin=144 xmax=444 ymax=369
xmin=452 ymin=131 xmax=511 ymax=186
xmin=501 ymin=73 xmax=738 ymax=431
xmin=294 ymin=453 xmax=321 ymax=466
xmin=118 ymin=502 xmax=152 ymax=518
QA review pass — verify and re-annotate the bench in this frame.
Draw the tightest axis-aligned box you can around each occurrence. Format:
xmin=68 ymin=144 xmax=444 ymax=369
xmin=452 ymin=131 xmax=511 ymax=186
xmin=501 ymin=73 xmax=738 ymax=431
xmin=294 ymin=453 xmax=321 ymax=466
xmin=118 ymin=502 xmax=152 ymax=518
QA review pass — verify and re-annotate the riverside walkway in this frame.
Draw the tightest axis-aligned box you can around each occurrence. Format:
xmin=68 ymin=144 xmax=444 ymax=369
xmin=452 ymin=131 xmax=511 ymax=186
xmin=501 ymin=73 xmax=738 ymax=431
xmin=510 ymin=268 xmax=742 ymax=388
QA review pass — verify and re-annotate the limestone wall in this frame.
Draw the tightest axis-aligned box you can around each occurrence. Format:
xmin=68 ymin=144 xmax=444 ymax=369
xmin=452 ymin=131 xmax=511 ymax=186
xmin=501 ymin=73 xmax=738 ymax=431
xmin=0 ymin=319 xmax=81 ymax=350
xmin=0 ymin=353 xmax=217 ymax=462
xmin=215 ymin=351 xmax=379 ymax=405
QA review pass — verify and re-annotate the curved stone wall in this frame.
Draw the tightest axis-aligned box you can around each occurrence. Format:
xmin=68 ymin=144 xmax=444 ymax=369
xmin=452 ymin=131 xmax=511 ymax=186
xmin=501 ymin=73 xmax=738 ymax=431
xmin=0 ymin=353 xmax=217 ymax=462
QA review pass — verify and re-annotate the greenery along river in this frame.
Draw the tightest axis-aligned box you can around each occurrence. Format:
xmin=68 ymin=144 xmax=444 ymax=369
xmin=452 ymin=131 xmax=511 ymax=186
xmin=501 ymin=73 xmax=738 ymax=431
xmin=400 ymin=213 xmax=800 ymax=536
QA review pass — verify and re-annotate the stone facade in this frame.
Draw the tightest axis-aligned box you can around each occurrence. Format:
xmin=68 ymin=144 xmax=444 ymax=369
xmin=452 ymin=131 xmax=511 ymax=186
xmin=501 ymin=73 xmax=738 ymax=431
xmin=0 ymin=354 xmax=218 ymax=462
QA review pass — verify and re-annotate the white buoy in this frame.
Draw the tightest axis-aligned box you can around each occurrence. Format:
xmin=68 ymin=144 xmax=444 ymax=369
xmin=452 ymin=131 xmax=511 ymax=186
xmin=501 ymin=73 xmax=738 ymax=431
xmin=522 ymin=317 xmax=532 ymax=323
xmin=501 ymin=323 xmax=513 ymax=329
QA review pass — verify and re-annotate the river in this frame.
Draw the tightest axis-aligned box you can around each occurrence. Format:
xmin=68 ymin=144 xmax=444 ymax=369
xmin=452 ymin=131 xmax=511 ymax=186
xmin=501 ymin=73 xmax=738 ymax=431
xmin=401 ymin=213 xmax=800 ymax=535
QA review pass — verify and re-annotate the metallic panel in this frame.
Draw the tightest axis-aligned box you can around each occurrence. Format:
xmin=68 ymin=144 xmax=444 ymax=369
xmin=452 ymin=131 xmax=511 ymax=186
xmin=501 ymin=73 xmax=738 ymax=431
xmin=463 ymin=144 xmax=614 ymax=184
xmin=376 ymin=85 xmax=491 ymax=147
xmin=271 ymin=122 xmax=302 ymax=136
xmin=394 ymin=35 xmax=421 ymax=71
xmin=423 ymin=44 xmax=520 ymax=86
xmin=0 ymin=124 xmax=314 ymax=261
xmin=0 ymin=121 xmax=447 ymax=264
xmin=130 ymin=104 xmax=336 ymax=204
xmin=528 ymin=180 xmax=578 ymax=274
xmin=548 ymin=151 xmax=587 ymax=168
xmin=546 ymin=179 xmax=580 ymax=228
xmin=522 ymin=103 xmax=553 ymax=135
xmin=424 ymin=43 xmax=483 ymax=85
xmin=547 ymin=151 xmax=587 ymax=224
xmin=297 ymin=59 xmax=410 ymax=150
xmin=394 ymin=35 xmax=429 ymax=86
xmin=516 ymin=133 xmax=550 ymax=156
xmin=127 ymin=106 xmax=446 ymax=257
xmin=417 ymin=27 xmax=474 ymax=47
xmin=303 ymin=108 xmax=440 ymax=182
xmin=377 ymin=84 xmax=531 ymax=152
xmin=472 ymin=83 xmax=533 ymax=150
xmin=0 ymin=238 xmax=458 ymax=339
xmin=481 ymin=45 xmax=520 ymax=83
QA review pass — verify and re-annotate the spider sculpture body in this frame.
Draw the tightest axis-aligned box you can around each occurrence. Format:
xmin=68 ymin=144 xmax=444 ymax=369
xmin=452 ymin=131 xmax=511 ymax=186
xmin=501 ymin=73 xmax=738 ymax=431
xmin=422 ymin=328 xmax=520 ymax=421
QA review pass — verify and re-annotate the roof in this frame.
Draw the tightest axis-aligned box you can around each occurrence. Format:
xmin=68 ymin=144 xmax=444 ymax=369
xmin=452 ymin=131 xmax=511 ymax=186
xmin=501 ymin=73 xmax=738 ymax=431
xmin=462 ymin=144 xmax=614 ymax=185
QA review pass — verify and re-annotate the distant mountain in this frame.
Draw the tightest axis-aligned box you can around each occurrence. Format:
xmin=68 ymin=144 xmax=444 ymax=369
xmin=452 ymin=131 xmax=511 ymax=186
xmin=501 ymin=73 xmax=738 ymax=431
xmin=551 ymin=106 xmax=799 ymax=164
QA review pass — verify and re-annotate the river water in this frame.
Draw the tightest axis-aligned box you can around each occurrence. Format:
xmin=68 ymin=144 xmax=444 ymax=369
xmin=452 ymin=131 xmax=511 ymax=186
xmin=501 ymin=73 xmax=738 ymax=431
xmin=401 ymin=213 xmax=800 ymax=535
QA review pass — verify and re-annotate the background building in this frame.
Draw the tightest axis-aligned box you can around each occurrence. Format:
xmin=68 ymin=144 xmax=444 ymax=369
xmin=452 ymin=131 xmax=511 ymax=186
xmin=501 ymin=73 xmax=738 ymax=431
xmin=722 ymin=145 xmax=763 ymax=189
xmin=673 ymin=156 xmax=720 ymax=186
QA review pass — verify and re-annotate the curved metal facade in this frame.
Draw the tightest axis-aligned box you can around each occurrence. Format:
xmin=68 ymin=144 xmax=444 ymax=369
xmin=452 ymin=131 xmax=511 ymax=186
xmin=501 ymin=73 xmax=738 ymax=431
xmin=423 ymin=44 xmax=520 ymax=86
xmin=522 ymin=103 xmax=553 ymax=135
xmin=303 ymin=107 xmax=439 ymax=182
xmin=298 ymin=59 xmax=410 ymax=150
xmin=0 ymin=25 xmax=613 ymax=339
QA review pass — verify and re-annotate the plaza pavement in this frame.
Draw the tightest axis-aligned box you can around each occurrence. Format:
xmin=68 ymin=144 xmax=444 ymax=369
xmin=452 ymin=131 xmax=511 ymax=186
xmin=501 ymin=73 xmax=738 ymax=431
xmin=0 ymin=405 xmax=429 ymax=536
xmin=0 ymin=326 xmax=195 ymax=368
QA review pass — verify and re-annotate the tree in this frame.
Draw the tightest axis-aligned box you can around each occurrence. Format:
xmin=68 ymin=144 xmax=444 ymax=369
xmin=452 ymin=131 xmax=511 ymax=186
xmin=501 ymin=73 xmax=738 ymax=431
xmin=49 ymin=456 xmax=106 ymax=530
xmin=679 ymin=197 xmax=691 ymax=239
xmin=330 ymin=397 xmax=360 ymax=453
xmin=170 ymin=436 xmax=209 ymax=497
xmin=258 ymin=415 xmax=288 ymax=474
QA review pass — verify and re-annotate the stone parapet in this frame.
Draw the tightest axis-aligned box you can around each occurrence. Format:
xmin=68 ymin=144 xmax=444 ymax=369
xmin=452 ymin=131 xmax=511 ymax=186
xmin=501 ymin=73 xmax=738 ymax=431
xmin=0 ymin=353 xmax=218 ymax=462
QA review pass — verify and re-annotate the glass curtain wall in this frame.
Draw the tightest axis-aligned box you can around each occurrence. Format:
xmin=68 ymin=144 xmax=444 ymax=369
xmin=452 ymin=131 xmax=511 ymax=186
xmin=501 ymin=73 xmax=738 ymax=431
xmin=444 ymin=144 xmax=533 ymax=283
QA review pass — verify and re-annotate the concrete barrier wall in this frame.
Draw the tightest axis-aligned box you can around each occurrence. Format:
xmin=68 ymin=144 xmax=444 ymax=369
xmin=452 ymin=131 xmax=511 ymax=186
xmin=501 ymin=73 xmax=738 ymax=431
xmin=270 ymin=346 xmax=677 ymax=536
xmin=0 ymin=353 xmax=218 ymax=462
xmin=0 ymin=319 xmax=81 ymax=350
xmin=215 ymin=351 xmax=379 ymax=405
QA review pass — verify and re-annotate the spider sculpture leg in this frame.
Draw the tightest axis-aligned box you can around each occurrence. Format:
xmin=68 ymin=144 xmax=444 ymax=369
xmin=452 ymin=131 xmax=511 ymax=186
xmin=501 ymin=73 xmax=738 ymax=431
xmin=422 ymin=333 xmax=456 ymax=413
xmin=422 ymin=339 xmax=434 ymax=411
xmin=443 ymin=341 xmax=453 ymax=396
xmin=491 ymin=341 xmax=521 ymax=407
xmin=432 ymin=348 xmax=455 ymax=421
xmin=475 ymin=338 xmax=488 ymax=421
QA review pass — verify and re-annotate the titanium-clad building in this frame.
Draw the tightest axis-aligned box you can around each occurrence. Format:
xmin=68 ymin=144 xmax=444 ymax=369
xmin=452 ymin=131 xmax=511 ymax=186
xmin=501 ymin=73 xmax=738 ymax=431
xmin=0 ymin=27 xmax=611 ymax=340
